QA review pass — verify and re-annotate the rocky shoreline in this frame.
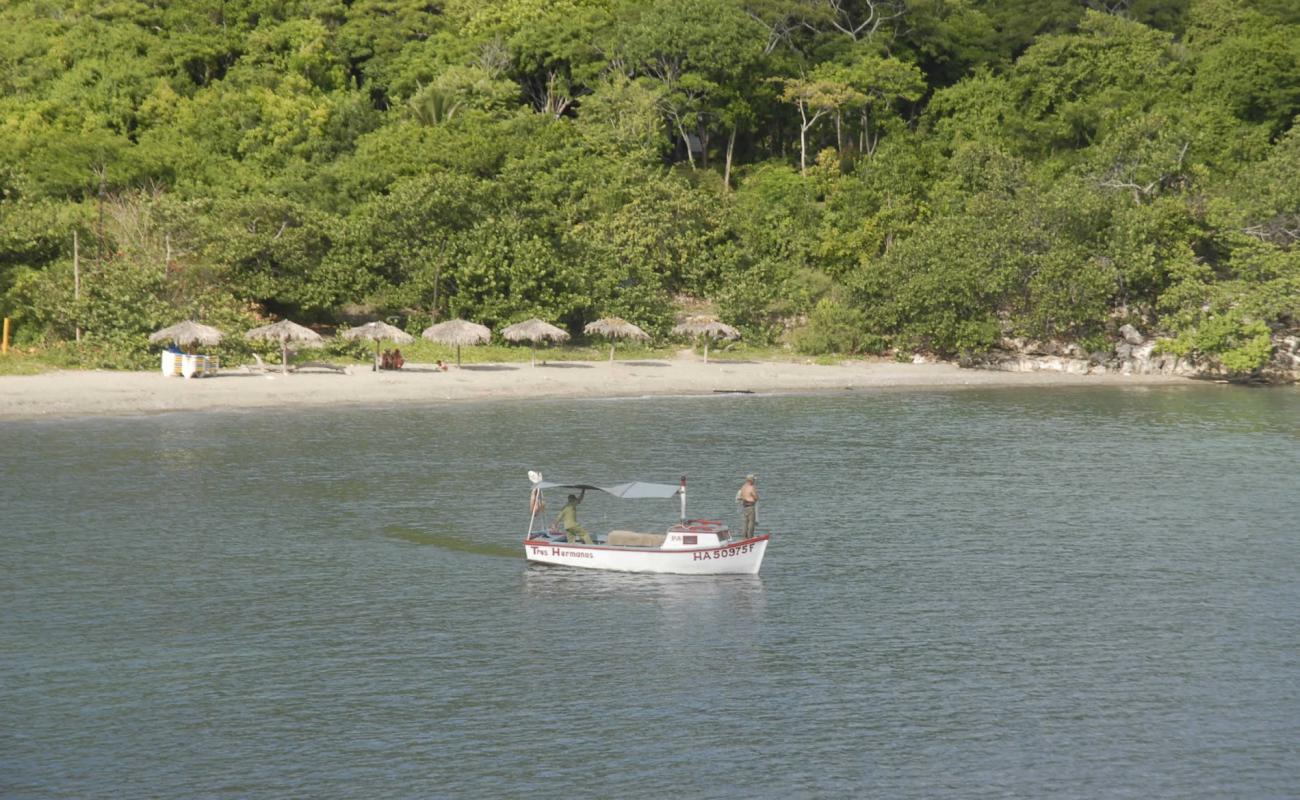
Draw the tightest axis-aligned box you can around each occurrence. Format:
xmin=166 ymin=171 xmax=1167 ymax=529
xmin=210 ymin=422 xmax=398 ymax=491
xmin=954 ymin=325 xmax=1300 ymax=384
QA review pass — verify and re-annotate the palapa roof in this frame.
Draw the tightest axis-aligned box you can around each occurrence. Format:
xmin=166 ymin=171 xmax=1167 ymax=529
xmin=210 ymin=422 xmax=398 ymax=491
xmin=148 ymin=321 xmax=224 ymax=347
xmin=245 ymin=319 xmax=324 ymax=345
xmin=422 ymin=319 xmax=491 ymax=346
xmin=583 ymin=317 xmax=650 ymax=341
xmin=500 ymin=318 xmax=570 ymax=343
xmin=671 ymin=316 xmax=740 ymax=340
xmin=341 ymin=321 xmax=414 ymax=343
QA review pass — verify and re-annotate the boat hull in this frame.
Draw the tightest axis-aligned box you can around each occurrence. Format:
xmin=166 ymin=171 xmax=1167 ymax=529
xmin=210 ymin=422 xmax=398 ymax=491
xmin=524 ymin=535 xmax=769 ymax=575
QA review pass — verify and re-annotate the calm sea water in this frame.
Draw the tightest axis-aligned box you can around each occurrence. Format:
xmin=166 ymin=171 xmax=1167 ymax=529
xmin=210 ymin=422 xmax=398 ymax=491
xmin=2 ymin=386 xmax=1297 ymax=798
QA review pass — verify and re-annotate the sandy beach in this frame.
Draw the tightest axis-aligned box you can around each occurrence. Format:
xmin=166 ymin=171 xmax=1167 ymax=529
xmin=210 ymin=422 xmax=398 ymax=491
xmin=0 ymin=356 xmax=1196 ymax=421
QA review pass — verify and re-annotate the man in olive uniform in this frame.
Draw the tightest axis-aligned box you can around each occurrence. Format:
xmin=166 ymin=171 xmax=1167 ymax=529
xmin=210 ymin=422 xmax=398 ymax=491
xmin=736 ymin=474 xmax=758 ymax=538
xmin=557 ymin=489 xmax=592 ymax=544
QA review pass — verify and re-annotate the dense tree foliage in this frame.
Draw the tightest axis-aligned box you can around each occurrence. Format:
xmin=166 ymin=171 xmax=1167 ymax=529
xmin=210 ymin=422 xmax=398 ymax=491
xmin=1 ymin=0 xmax=1297 ymax=373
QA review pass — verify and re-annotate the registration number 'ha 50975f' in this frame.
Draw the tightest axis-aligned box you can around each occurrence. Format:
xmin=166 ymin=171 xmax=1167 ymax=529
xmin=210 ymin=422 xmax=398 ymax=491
xmin=692 ymin=543 xmax=755 ymax=561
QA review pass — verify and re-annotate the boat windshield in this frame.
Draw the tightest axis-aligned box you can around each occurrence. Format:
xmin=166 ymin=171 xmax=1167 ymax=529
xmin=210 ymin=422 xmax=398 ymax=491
xmin=533 ymin=481 xmax=681 ymax=499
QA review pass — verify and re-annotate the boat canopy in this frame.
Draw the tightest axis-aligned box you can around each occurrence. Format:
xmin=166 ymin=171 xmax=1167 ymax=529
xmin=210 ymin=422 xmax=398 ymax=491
xmin=535 ymin=480 xmax=681 ymax=499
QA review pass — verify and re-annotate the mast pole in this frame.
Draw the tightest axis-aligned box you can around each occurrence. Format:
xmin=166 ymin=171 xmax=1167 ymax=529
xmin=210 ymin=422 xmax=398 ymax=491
xmin=528 ymin=487 xmax=540 ymax=534
xmin=679 ymin=475 xmax=687 ymax=522
xmin=527 ymin=471 xmax=544 ymax=535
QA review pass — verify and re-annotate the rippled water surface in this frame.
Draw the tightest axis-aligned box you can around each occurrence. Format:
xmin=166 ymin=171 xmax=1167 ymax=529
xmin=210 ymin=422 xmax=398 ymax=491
xmin=3 ymin=386 xmax=1298 ymax=798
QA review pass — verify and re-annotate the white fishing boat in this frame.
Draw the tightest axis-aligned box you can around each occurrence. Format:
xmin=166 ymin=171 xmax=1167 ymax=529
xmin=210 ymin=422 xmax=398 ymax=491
xmin=523 ymin=472 xmax=769 ymax=575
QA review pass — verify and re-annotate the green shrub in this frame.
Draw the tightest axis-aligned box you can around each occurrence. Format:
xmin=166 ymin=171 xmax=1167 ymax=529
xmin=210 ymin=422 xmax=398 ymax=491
xmin=1166 ymin=313 xmax=1273 ymax=374
xmin=793 ymin=298 xmax=888 ymax=355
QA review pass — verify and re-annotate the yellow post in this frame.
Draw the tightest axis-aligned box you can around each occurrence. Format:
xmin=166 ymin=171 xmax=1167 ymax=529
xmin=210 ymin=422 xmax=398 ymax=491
xmin=2 ymin=317 xmax=9 ymax=355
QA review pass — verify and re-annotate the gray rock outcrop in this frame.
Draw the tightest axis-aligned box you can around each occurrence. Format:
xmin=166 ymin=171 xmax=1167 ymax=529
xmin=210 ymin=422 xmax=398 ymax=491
xmin=1119 ymin=324 xmax=1145 ymax=346
xmin=953 ymin=328 xmax=1298 ymax=383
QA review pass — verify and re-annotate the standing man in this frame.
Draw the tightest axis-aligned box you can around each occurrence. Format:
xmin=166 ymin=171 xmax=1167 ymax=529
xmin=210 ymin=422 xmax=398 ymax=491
xmin=557 ymin=489 xmax=592 ymax=544
xmin=736 ymin=474 xmax=759 ymax=539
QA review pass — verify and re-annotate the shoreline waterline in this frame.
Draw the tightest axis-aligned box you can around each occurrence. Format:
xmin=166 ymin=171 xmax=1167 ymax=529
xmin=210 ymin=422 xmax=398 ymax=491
xmin=0 ymin=359 xmax=1204 ymax=421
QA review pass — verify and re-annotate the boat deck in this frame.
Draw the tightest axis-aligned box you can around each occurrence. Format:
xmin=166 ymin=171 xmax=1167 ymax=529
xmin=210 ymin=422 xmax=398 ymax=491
xmin=527 ymin=530 xmax=684 ymax=549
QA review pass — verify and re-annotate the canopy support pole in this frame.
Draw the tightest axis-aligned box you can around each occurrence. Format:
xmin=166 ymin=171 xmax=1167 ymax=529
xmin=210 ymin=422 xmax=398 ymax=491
xmin=528 ymin=487 xmax=542 ymax=534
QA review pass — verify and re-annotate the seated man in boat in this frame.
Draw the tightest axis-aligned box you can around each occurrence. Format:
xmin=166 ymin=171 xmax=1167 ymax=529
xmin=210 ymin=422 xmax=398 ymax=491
xmin=556 ymin=490 xmax=592 ymax=544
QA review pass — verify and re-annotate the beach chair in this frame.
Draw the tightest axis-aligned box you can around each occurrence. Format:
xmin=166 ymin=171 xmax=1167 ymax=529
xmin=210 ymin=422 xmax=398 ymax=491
xmin=162 ymin=351 xmax=184 ymax=377
xmin=198 ymin=356 xmax=219 ymax=377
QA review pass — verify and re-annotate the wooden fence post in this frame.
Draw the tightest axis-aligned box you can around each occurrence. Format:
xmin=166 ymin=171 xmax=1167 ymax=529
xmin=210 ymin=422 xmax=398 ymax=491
xmin=74 ymin=229 xmax=81 ymax=343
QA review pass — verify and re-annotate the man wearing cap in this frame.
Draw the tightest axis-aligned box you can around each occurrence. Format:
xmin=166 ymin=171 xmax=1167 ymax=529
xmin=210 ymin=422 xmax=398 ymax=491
xmin=736 ymin=474 xmax=759 ymax=538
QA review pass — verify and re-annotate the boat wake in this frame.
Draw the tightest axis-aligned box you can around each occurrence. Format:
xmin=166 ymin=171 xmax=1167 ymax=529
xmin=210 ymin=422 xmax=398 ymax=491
xmin=383 ymin=525 xmax=518 ymax=558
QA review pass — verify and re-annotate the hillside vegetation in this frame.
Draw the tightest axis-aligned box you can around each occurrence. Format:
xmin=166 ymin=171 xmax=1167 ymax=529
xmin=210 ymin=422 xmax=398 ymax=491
xmin=1 ymin=0 xmax=1297 ymax=372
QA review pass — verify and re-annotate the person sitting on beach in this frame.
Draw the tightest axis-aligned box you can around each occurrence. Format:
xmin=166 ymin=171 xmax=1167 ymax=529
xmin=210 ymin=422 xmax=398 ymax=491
xmin=380 ymin=349 xmax=392 ymax=370
xmin=436 ymin=359 xmax=448 ymax=371
xmin=392 ymin=349 xmax=404 ymax=370
xmin=556 ymin=490 xmax=591 ymax=544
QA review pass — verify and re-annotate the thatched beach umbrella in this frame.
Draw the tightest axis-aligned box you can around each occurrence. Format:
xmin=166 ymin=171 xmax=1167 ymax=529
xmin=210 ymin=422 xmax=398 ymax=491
xmin=342 ymin=321 xmax=414 ymax=371
xmin=421 ymin=319 xmax=491 ymax=366
xmin=500 ymin=318 xmax=570 ymax=366
xmin=584 ymin=317 xmax=650 ymax=363
xmin=245 ymin=319 xmax=324 ymax=375
xmin=672 ymin=316 xmax=740 ymax=364
xmin=149 ymin=321 xmax=224 ymax=351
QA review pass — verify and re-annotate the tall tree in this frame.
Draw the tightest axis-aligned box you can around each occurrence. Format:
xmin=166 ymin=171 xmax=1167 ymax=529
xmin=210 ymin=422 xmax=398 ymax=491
xmin=617 ymin=0 xmax=767 ymax=169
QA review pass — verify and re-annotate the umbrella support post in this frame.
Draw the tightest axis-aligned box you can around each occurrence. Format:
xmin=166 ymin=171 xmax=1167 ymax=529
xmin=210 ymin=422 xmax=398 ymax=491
xmin=704 ymin=340 xmax=709 ymax=364
xmin=281 ymin=343 xmax=289 ymax=375
xmin=609 ymin=344 xmax=615 ymax=363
